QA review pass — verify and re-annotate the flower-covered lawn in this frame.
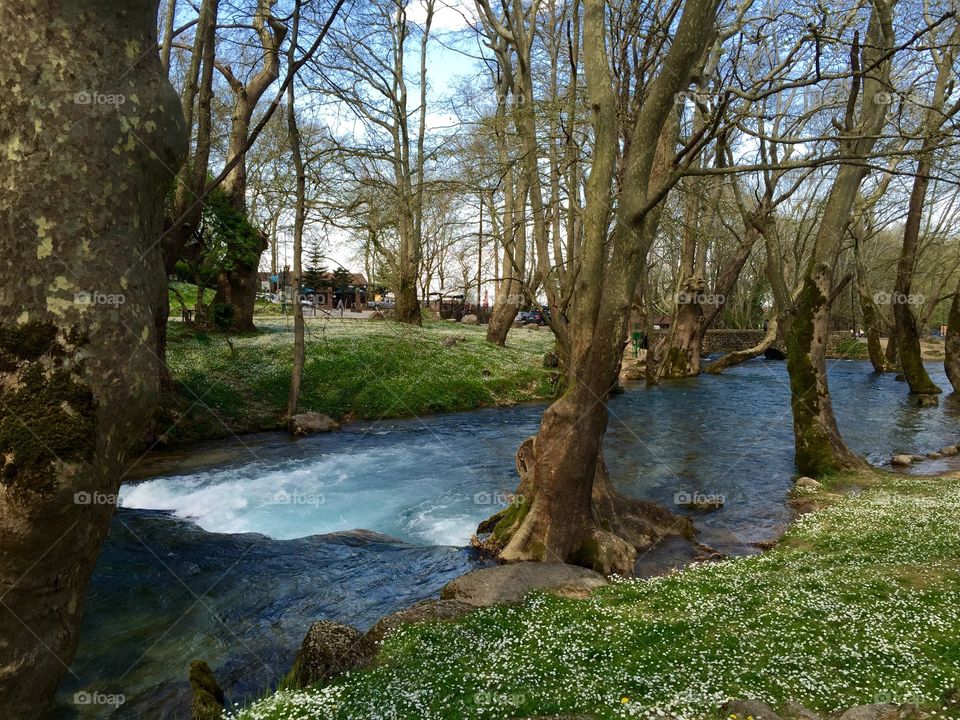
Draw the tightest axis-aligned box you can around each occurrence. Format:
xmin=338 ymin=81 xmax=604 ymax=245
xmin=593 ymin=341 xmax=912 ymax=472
xmin=229 ymin=471 xmax=960 ymax=720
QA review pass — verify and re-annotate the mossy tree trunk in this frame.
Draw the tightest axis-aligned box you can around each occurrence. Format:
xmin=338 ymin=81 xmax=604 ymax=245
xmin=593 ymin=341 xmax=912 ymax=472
xmin=479 ymin=0 xmax=720 ymax=574
xmin=852 ymin=231 xmax=888 ymax=372
xmin=945 ymin=280 xmax=960 ymax=392
xmin=0 ymin=0 xmax=185 ymax=712
xmin=893 ymin=150 xmax=941 ymax=396
xmin=212 ymin=0 xmax=286 ymax=332
xmin=783 ymin=3 xmax=892 ymax=476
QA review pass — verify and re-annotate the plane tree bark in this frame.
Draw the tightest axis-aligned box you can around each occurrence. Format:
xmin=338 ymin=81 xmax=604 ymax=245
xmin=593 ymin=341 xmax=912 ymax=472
xmin=478 ymin=0 xmax=720 ymax=575
xmin=783 ymin=3 xmax=894 ymax=476
xmin=0 ymin=0 xmax=185 ymax=712
xmin=891 ymin=21 xmax=960 ymax=397
xmin=211 ymin=0 xmax=287 ymax=331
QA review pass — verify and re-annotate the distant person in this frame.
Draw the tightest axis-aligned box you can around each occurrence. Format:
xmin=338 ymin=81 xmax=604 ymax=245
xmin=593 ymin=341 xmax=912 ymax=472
xmin=337 ymin=297 xmax=345 ymax=318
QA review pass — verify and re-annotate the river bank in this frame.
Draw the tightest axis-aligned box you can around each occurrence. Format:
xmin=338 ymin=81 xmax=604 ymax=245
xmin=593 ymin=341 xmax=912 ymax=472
xmin=228 ymin=467 xmax=960 ymax=720
xmin=54 ymin=359 xmax=960 ymax=718
xmin=155 ymin=318 xmax=558 ymax=448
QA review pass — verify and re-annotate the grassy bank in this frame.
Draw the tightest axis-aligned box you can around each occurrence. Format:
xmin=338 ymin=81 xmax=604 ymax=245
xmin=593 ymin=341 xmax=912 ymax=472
xmin=160 ymin=317 xmax=557 ymax=446
xmin=228 ymin=470 xmax=960 ymax=720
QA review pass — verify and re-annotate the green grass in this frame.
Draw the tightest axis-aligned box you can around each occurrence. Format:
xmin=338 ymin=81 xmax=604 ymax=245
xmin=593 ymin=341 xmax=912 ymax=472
xmin=168 ymin=281 xmax=215 ymax=313
xmin=227 ymin=471 xmax=960 ymax=720
xmin=160 ymin=317 xmax=557 ymax=445
xmin=833 ymin=338 xmax=870 ymax=360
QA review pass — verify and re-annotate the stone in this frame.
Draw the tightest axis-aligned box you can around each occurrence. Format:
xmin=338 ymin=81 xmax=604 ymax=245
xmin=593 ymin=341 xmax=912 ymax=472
xmin=721 ymin=698 xmax=783 ymax=720
xmin=441 ymin=336 xmax=457 ymax=348
xmin=675 ymin=495 xmax=725 ymax=512
xmin=358 ymin=599 xmax=476 ymax=657
xmin=891 ymin=454 xmax=913 ymax=467
xmin=289 ymin=412 xmax=341 ymax=435
xmin=189 ymin=660 xmax=224 ymax=720
xmin=782 ymin=701 xmax=821 ymax=720
xmin=927 ymin=451 xmax=943 ymax=460
xmin=914 ymin=394 xmax=939 ymax=407
xmin=831 ymin=704 xmax=900 ymax=720
xmin=285 ymin=621 xmax=371 ymax=688
xmin=440 ymin=562 xmax=610 ymax=607
xmin=794 ymin=476 xmax=823 ymax=491
xmin=461 ymin=314 xmax=478 ymax=325
xmin=940 ymin=445 xmax=959 ymax=456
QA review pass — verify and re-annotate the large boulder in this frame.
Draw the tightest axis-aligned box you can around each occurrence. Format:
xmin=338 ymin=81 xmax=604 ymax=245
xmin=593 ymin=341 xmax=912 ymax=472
xmin=720 ymin=699 xmax=783 ymax=720
xmin=721 ymin=699 xmax=783 ymax=720
xmin=289 ymin=412 xmax=341 ymax=435
xmin=830 ymin=705 xmax=901 ymax=720
xmin=285 ymin=621 xmax=371 ymax=689
xmin=189 ymin=660 xmax=224 ymax=720
xmin=441 ymin=562 xmax=609 ymax=607
xmin=461 ymin=314 xmax=479 ymax=325
xmin=782 ymin=701 xmax=821 ymax=720
xmin=358 ymin=599 xmax=476 ymax=657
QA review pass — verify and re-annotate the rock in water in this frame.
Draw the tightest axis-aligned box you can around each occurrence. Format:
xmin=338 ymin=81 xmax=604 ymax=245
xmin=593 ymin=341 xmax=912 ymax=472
xmin=891 ymin=454 xmax=913 ymax=467
xmin=441 ymin=563 xmax=609 ymax=607
xmin=289 ymin=412 xmax=341 ymax=435
xmin=461 ymin=314 xmax=479 ymax=325
xmin=189 ymin=660 xmax=224 ymax=720
xmin=285 ymin=621 xmax=371 ymax=689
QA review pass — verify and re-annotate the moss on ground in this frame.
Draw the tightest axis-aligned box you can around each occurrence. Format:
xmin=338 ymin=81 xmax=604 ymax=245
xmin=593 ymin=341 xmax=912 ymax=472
xmin=228 ymin=470 xmax=960 ymax=720
xmin=158 ymin=317 xmax=557 ymax=446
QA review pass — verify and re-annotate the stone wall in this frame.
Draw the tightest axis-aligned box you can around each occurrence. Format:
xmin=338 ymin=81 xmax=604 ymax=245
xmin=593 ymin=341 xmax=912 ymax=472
xmin=647 ymin=328 xmax=854 ymax=356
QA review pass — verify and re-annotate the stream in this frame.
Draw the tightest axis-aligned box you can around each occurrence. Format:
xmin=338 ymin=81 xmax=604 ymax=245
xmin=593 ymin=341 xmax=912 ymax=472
xmin=48 ymin=359 xmax=960 ymax=718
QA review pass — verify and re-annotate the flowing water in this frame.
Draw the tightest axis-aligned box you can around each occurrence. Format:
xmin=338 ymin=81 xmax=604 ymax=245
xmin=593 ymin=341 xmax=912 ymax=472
xmin=49 ymin=359 xmax=960 ymax=718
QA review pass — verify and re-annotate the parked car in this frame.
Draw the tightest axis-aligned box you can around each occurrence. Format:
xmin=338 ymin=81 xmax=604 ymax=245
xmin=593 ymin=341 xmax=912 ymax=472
xmin=519 ymin=308 xmax=550 ymax=326
xmin=367 ymin=299 xmax=396 ymax=310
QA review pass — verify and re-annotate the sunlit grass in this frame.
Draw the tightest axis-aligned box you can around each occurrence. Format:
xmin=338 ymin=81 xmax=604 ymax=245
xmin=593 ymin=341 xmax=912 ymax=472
xmin=161 ymin=316 xmax=557 ymax=444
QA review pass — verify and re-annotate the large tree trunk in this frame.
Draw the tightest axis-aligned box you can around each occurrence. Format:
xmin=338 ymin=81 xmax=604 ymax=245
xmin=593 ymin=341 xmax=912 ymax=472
xmin=286 ymin=3 xmax=306 ymax=416
xmin=0 ymin=0 xmax=185 ymax=713
xmin=852 ymin=233 xmax=888 ymax=372
xmin=215 ymin=0 xmax=286 ymax=331
xmin=945 ymin=281 xmax=960 ymax=392
xmin=479 ymin=0 xmax=720 ymax=574
xmin=893 ymin=152 xmax=941 ymax=396
xmin=784 ymin=3 xmax=891 ymax=476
